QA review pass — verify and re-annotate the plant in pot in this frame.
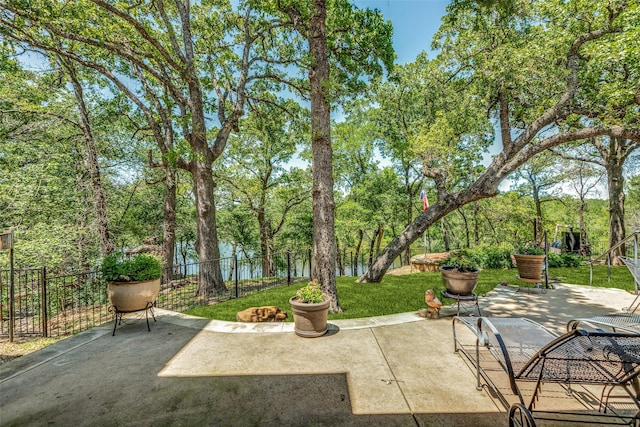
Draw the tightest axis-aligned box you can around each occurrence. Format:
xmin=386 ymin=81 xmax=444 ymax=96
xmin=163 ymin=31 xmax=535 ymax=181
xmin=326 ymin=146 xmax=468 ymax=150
xmin=513 ymin=245 xmax=546 ymax=281
xmin=101 ymin=253 xmax=163 ymax=314
xmin=289 ymin=279 xmax=330 ymax=338
xmin=440 ymin=250 xmax=481 ymax=296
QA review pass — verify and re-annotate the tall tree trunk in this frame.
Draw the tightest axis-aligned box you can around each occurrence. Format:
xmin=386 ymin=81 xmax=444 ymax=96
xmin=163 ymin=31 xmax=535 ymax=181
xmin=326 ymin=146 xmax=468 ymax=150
xmin=441 ymin=218 xmax=450 ymax=252
xmin=335 ymin=236 xmax=344 ymax=276
xmin=578 ymin=197 xmax=589 ymax=255
xmin=258 ymin=209 xmax=274 ymax=278
xmin=353 ymin=229 xmax=363 ymax=276
xmin=292 ymin=252 xmax=298 ymax=277
xmin=308 ymin=0 xmax=340 ymax=311
xmin=65 ymin=63 xmax=114 ymax=256
xmin=607 ymin=138 xmax=626 ymax=264
xmin=458 ymin=208 xmax=470 ymax=248
xmin=368 ymin=228 xmax=379 ymax=267
xmin=228 ymin=243 xmax=237 ymax=282
xmin=193 ymin=162 xmax=226 ymax=295
xmin=533 ymin=187 xmax=544 ymax=245
xmin=473 ymin=201 xmax=480 ymax=245
xmin=375 ymin=223 xmax=384 ymax=257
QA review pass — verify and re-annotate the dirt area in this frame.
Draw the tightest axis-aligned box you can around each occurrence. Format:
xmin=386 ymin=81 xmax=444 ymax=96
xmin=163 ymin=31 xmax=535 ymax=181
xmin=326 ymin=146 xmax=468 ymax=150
xmin=0 ymin=336 xmax=63 ymax=366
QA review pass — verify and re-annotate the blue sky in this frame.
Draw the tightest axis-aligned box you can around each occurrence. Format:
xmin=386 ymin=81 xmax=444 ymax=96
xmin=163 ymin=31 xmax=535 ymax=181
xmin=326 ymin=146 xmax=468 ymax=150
xmin=353 ymin=0 xmax=449 ymax=64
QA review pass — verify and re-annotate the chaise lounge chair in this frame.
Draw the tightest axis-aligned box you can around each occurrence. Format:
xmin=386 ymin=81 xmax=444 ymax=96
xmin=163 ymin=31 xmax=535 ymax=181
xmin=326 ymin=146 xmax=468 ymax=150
xmin=453 ymin=316 xmax=640 ymax=426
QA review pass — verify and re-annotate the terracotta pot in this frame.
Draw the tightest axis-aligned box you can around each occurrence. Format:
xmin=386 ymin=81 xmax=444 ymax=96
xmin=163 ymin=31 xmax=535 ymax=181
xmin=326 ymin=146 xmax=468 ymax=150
xmin=289 ymin=296 xmax=330 ymax=338
xmin=513 ymin=254 xmax=545 ymax=281
xmin=107 ymin=278 xmax=161 ymax=312
xmin=440 ymin=266 xmax=480 ymax=295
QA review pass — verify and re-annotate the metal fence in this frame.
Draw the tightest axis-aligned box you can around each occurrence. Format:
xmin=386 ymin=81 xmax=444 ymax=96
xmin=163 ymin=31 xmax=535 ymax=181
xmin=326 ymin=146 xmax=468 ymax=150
xmin=1 ymin=248 xmax=399 ymax=340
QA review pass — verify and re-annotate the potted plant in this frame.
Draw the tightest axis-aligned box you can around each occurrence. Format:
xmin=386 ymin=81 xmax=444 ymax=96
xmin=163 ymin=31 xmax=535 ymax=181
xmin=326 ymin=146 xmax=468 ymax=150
xmin=513 ymin=245 xmax=546 ymax=281
xmin=440 ymin=250 xmax=481 ymax=295
xmin=289 ymin=279 xmax=330 ymax=338
xmin=101 ymin=253 xmax=163 ymax=313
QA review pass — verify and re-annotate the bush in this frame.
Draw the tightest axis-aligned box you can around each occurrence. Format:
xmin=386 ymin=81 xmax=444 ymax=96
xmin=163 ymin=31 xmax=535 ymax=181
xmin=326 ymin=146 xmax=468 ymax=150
xmin=472 ymin=245 xmax=512 ymax=269
xmin=548 ymin=252 xmax=583 ymax=268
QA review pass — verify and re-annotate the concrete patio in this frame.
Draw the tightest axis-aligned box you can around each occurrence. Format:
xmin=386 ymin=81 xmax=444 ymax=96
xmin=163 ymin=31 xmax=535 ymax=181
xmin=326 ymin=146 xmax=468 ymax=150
xmin=0 ymin=283 xmax=637 ymax=426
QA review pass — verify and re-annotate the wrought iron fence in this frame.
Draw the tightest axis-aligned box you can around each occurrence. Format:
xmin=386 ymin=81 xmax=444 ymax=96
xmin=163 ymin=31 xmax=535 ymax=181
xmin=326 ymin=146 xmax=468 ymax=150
xmin=4 ymin=248 xmax=396 ymax=340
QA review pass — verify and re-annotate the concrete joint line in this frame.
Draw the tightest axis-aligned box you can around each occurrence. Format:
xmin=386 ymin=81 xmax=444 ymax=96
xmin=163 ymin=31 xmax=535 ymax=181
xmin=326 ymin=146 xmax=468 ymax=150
xmin=370 ymin=328 xmax=415 ymax=417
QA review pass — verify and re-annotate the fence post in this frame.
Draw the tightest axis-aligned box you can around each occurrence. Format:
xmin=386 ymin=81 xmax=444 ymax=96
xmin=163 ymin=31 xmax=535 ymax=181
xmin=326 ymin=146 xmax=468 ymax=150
xmin=9 ymin=245 xmax=15 ymax=342
xmin=41 ymin=266 xmax=48 ymax=338
xmin=234 ymin=254 xmax=239 ymax=298
xmin=287 ymin=252 xmax=291 ymax=285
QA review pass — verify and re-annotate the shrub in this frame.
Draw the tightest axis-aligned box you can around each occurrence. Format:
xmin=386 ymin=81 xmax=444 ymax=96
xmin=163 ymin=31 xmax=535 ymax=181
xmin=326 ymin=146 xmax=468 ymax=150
xmin=548 ymin=252 xmax=583 ymax=268
xmin=472 ymin=245 xmax=512 ymax=269
xmin=561 ymin=253 xmax=583 ymax=267
xmin=101 ymin=253 xmax=163 ymax=282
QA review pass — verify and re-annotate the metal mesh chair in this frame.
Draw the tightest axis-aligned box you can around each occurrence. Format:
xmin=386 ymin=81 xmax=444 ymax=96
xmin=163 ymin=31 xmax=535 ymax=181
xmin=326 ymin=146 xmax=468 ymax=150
xmin=453 ymin=316 xmax=640 ymax=426
xmin=619 ymin=256 xmax=639 ymax=314
xmin=568 ymin=314 xmax=640 ymax=335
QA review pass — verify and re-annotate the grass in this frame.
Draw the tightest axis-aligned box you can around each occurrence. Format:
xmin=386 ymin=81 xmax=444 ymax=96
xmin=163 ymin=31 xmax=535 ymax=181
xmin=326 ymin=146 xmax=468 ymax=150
xmin=184 ymin=265 xmax=636 ymax=322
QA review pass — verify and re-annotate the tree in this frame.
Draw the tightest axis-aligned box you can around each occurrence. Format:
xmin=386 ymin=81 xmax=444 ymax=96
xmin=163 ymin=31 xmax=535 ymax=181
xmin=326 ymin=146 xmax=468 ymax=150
xmin=370 ymin=56 xmax=437 ymax=263
xmin=0 ymin=1 xmax=293 ymax=295
xmin=215 ymin=100 xmax=310 ymax=277
xmin=510 ymin=153 xmax=564 ymax=245
xmin=360 ymin=0 xmax=640 ymax=282
xmin=0 ymin=65 xmax=89 ymax=268
xmin=564 ymin=159 xmax=604 ymax=255
xmin=57 ymin=57 xmax=115 ymax=256
xmin=552 ymin=136 xmax=639 ymax=261
xmin=0 ymin=58 xmax=147 ymax=269
xmin=589 ymin=137 xmax=638 ymax=262
xmin=627 ymin=175 xmax=640 ymax=232
xmin=271 ymin=0 xmax=394 ymax=311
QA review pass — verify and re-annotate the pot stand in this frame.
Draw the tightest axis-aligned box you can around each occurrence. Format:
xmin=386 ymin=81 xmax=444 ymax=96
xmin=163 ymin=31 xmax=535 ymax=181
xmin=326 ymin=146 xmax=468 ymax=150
xmin=440 ymin=290 xmax=481 ymax=317
xmin=111 ymin=302 xmax=156 ymax=336
xmin=515 ymin=276 xmax=548 ymax=294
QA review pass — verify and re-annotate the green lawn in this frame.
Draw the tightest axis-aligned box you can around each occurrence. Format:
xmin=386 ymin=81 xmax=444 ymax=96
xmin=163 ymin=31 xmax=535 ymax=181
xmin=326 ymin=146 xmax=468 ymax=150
xmin=184 ymin=265 xmax=636 ymax=322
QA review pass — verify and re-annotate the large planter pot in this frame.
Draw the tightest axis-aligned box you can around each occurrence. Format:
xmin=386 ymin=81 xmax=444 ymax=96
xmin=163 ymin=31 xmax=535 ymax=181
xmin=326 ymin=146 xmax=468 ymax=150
xmin=440 ymin=266 xmax=480 ymax=296
xmin=289 ymin=296 xmax=330 ymax=338
xmin=513 ymin=254 xmax=545 ymax=281
xmin=107 ymin=278 xmax=161 ymax=312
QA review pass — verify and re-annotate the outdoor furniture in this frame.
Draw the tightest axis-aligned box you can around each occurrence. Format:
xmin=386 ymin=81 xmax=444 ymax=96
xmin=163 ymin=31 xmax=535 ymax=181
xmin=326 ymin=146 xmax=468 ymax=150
xmin=619 ymin=256 xmax=640 ymax=314
xmin=567 ymin=313 xmax=640 ymax=335
xmin=453 ymin=316 xmax=640 ymax=426
xmin=440 ymin=290 xmax=481 ymax=317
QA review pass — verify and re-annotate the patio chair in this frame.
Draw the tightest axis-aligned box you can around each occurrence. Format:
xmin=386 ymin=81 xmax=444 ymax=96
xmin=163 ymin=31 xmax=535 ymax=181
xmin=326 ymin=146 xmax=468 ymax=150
xmin=453 ymin=316 xmax=640 ymax=426
xmin=619 ymin=256 xmax=640 ymax=314
xmin=566 ymin=254 xmax=639 ymax=336
xmin=567 ymin=313 xmax=640 ymax=335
